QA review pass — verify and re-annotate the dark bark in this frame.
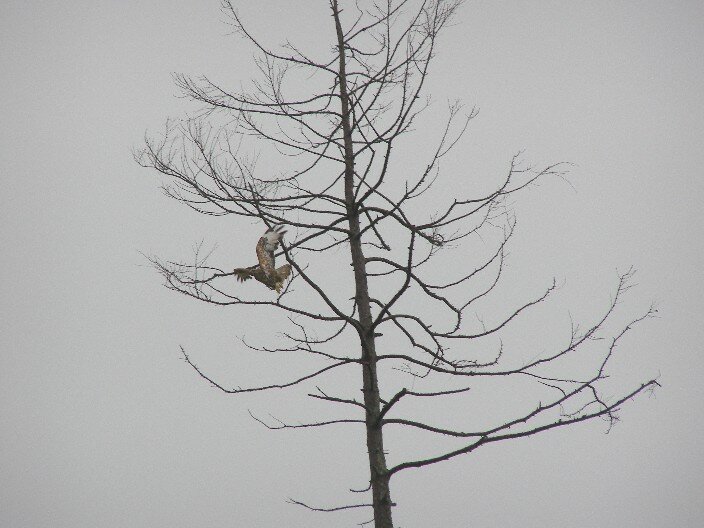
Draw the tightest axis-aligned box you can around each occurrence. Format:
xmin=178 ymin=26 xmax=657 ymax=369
xmin=140 ymin=1 xmax=658 ymax=524
xmin=332 ymin=2 xmax=394 ymax=526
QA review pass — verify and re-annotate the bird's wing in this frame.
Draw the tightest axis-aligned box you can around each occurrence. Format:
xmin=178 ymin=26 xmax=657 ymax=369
xmin=233 ymin=267 xmax=255 ymax=282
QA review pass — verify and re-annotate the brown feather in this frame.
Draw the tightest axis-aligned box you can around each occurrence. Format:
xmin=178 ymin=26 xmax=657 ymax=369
xmin=234 ymin=225 xmax=290 ymax=292
xmin=233 ymin=267 xmax=256 ymax=282
xmin=256 ymin=237 xmax=276 ymax=278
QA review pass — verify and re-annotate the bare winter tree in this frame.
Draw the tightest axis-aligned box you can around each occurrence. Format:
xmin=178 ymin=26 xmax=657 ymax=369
xmin=138 ymin=1 xmax=658 ymax=527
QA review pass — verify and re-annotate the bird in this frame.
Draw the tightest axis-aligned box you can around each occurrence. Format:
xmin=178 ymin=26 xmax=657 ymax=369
xmin=233 ymin=225 xmax=291 ymax=293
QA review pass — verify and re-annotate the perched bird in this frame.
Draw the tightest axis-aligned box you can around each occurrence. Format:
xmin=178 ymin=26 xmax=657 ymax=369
xmin=233 ymin=225 xmax=291 ymax=293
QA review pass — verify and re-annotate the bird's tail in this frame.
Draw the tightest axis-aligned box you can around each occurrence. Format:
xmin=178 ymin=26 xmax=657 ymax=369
xmin=273 ymin=264 xmax=292 ymax=293
xmin=276 ymin=264 xmax=292 ymax=281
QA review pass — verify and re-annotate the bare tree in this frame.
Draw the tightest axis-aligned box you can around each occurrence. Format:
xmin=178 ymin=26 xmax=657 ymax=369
xmin=138 ymin=1 xmax=658 ymax=527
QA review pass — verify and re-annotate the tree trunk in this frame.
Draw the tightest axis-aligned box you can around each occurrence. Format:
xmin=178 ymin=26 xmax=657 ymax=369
xmin=332 ymin=2 xmax=394 ymax=527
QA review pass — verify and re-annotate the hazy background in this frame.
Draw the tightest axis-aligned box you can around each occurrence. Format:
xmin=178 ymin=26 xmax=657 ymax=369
xmin=1 ymin=1 xmax=702 ymax=527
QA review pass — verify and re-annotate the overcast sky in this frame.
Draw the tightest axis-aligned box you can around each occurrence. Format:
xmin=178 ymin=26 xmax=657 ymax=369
xmin=2 ymin=1 xmax=703 ymax=527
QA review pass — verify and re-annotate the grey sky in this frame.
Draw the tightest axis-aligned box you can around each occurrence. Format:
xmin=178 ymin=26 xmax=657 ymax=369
xmin=1 ymin=1 xmax=703 ymax=527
